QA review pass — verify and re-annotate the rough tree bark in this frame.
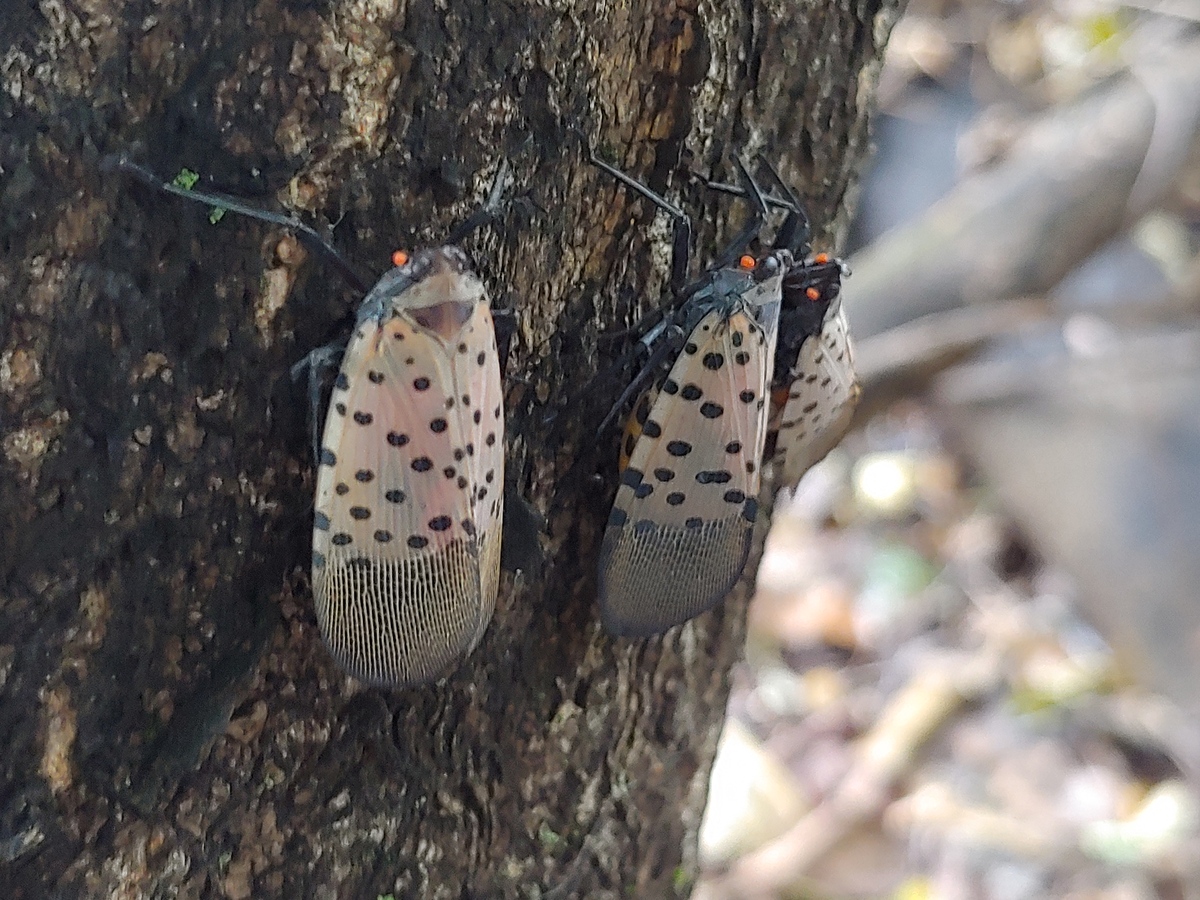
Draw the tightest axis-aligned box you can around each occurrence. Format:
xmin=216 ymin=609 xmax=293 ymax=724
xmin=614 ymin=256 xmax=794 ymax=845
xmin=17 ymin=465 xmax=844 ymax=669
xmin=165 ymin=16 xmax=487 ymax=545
xmin=0 ymin=0 xmax=895 ymax=896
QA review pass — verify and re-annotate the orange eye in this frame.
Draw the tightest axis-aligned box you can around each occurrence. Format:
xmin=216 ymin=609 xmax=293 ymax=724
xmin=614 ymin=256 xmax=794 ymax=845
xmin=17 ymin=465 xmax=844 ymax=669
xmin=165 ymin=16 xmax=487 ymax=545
xmin=806 ymin=287 xmax=821 ymax=301
xmin=739 ymin=254 xmax=756 ymax=270
xmin=392 ymin=249 xmax=409 ymax=267
xmin=815 ymin=252 xmax=829 ymax=264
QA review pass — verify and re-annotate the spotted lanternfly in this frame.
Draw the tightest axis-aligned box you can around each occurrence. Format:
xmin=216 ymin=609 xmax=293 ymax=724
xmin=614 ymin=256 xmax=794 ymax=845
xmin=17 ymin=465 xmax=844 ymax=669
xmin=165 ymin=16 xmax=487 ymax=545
xmin=589 ymin=152 xmax=789 ymax=636
xmin=310 ymin=246 xmax=504 ymax=686
xmin=108 ymin=156 xmax=508 ymax=686
xmin=769 ymin=249 xmax=859 ymax=487
xmin=707 ymin=163 xmax=861 ymax=487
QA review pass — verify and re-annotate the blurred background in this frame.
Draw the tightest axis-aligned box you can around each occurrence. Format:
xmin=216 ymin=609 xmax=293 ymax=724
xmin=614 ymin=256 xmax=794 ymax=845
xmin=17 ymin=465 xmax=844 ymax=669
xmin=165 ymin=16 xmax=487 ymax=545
xmin=695 ymin=1 xmax=1200 ymax=897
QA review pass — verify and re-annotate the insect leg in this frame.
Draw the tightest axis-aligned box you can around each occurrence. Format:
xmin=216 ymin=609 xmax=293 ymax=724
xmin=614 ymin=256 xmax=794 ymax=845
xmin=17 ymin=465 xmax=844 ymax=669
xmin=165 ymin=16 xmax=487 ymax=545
xmin=708 ymin=156 xmax=769 ymax=270
xmin=102 ymin=155 xmax=370 ymax=293
xmin=753 ymin=155 xmax=813 ymax=255
xmin=444 ymin=159 xmax=514 ymax=246
xmin=290 ymin=342 xmax=345 ymax=464
xmin=697 ymin=157 xmax=813 ymax=255
xmin=595 ymin=321 xmax=684 ymax=437
xmin=586 ymin=149 xmax=693 ymax=296
xmin=701 ymin=178 xmax=795 ymax=213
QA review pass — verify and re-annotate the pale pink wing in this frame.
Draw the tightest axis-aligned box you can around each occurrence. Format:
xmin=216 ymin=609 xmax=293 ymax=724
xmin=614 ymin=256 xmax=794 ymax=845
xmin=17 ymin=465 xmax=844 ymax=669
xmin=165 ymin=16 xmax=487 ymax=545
xmin=599 ymin=277 xmax=779 ymax=635
xmin=312 ymin=293 xmax=502 ymax=686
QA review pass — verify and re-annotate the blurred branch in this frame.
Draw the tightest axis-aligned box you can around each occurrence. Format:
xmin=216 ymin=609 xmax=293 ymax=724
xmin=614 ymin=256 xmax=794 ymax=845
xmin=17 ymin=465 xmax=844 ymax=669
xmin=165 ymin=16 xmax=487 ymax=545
xmin=846 ymin=33 xmax=1200 ymax=340
xmin=852 ymin=297 xmax=1050 ymax=426
xmin=850 ymin=259 xmax=1200 ymax=427
xmin=702 ymin=654 xmax=1001 ymax=897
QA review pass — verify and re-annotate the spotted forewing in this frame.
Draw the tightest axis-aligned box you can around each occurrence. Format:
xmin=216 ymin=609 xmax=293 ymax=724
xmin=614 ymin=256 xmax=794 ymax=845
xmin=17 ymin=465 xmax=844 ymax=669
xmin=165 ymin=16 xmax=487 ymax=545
xmin=770 ymin=254 xmax=860 ymax=487
xmin=311 ymin=247 xmax=503 ymax=686
xmin=598 ymin=256 xmax=785 ymax=636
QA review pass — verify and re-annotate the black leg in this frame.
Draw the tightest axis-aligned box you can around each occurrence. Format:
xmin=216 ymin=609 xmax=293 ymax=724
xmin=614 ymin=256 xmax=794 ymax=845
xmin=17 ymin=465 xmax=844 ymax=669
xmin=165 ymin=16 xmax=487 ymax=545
xmin=290 ymin=342 xmax=345 ymax=464
xmin=586 ymin=150 xmax=693 ymax=296
xmin=595 ymin=322 xmax=683 ymax=437
xmin=697 ymin=157 xmax=814 ymax=255
xmin=103 ymin=155 xmax=371 ymax=294
xmin=444 ymin=159 xmax=513 ymax=246
xmin=700 ymin=180 xmax=796 ymax=213
xmin=491 ymin=306 xmax=519 ymax=375
xmin=754 ymin=154 xmax=812 ymax=255
xmin=708 ymin=156 xmax=769 ymax=270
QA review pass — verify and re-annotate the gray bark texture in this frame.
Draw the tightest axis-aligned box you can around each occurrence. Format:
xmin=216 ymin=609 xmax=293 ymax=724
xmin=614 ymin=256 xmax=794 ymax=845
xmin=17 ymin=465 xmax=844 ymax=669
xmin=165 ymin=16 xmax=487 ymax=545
xmin=0 ymin=0 xmax=895 ymax=896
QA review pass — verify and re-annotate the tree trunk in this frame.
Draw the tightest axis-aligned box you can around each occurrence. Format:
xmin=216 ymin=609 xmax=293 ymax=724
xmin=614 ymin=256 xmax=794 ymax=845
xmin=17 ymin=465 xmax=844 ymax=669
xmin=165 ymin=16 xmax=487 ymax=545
xmin=0 ymin=1 xmax=895 ymax=896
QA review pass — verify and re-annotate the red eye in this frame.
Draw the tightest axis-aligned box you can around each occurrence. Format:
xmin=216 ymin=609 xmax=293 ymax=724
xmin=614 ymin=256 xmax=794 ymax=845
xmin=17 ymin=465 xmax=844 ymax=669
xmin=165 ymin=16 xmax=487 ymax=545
xmin=392 ymin=250 xmax=410 ymax=267
xmin=806 ymin=287 xmax=821 ymax=301
xmin=739 ymin=254 xmax=755 ymax=270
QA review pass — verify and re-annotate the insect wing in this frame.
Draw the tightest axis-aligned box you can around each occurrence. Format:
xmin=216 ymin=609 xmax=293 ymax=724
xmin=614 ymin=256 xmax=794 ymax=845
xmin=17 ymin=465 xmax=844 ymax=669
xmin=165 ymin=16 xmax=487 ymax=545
xmin=599 ymin=275 xmax=781 ymax=636
xmin=312 ymin=249 xmax=503 ymax=686
xmin=776 ymin=299 xmax=859 ymax=486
